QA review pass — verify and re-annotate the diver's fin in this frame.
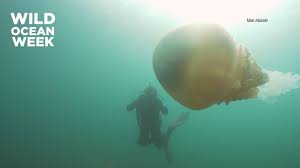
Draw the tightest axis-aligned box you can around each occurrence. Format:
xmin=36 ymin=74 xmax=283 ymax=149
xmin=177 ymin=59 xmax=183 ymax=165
xmin=161 ymin=112 xmax=191 ymax=164
xmin=161 ymin=134 xmax=173 ymax=164
xmin=163 ymin=144 xmax=172 ymax=164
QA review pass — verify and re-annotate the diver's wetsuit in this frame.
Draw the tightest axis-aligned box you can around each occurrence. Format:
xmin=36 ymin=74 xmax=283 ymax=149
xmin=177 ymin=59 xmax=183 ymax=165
xmin=127 ymin=94 xmax=168 ymax=147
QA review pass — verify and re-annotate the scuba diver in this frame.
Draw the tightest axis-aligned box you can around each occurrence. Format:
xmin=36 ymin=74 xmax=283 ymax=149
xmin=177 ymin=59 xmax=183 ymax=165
xmin=126 ymin=85 xmax=168 ymax=148
xmin=126 ymin=85 xmax=190 ymax=163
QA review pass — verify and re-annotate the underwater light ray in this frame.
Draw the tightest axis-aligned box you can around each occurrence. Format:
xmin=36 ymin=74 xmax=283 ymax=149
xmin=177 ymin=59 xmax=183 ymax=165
xmin=140 ymin=0 xmax=281 ymax=25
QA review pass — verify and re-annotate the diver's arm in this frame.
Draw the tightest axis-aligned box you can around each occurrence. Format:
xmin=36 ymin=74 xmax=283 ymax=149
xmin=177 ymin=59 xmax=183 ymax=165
xmin=158 ymin=100 xmax=168 ymax=115
xmin=126 ymin=99 xmax=138 ymax=111
xmin=161 ymin=106 xmax=168 ymax=115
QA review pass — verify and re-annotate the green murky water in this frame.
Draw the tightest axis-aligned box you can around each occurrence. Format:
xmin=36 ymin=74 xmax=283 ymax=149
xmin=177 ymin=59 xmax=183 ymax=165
xmin=1 ymin=1 xmax=299 ymax=167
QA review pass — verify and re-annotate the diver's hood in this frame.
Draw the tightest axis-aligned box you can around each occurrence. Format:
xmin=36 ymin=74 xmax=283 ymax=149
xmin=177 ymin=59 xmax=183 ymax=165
xmin=144 ymin=86 xmax=157 ymax=96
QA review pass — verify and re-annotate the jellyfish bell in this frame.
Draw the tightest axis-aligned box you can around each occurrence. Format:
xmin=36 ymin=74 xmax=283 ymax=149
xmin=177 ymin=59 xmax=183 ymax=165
xmin=153 ymin=23 xmax=268 ymax=110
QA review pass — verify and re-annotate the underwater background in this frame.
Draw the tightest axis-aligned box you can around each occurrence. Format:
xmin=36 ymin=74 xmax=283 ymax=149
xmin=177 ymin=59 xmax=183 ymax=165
xmin=0 ymin=0 xmax=300 ymax=168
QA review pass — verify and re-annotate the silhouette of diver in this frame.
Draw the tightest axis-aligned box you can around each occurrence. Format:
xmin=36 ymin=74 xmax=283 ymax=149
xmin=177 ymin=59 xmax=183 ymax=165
xmin=127 ymin=85 xmax=168 ymax=148
xmin=127 ymin=85 xmax=190 ymax=163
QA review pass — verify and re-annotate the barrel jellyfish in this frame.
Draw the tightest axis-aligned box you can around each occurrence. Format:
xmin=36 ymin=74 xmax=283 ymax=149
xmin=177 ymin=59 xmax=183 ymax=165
xmin=153 ymin=23 xmax=269 ymax=110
